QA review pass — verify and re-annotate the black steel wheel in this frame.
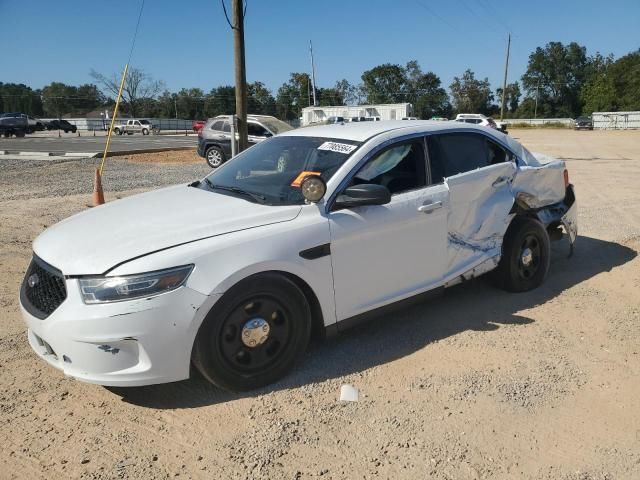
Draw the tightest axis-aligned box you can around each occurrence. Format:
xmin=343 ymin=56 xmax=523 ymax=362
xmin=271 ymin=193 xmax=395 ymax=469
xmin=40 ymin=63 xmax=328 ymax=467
xmin=192 ymin=273 xmax=311 ymax=391
xmin=494 ymin=216 xmax=550 ymax=292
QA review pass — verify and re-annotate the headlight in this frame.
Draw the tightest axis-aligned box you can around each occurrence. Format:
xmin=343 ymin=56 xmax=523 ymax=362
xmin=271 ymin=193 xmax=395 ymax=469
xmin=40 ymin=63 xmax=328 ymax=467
xmin=78 ymin=265 xmax=194 ymax=304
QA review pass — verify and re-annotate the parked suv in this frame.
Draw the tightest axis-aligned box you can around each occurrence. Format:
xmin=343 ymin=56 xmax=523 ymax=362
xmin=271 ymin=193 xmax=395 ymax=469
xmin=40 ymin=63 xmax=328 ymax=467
xmin=46 ymin=119 xmax=77 ymax=133
xmin=197 ymin=115 xmax=293 ymax=168
xmin=574 ymin=116 xmax=593 ymax=130
xmin=455 ymin=113 xmax=507 ymax=133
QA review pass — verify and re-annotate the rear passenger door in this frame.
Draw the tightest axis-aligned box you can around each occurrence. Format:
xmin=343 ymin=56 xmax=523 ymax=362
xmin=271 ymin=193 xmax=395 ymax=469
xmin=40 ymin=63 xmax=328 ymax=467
xmin=427 ymin=132 xmax=517 ymax=279
xmin=209 ymin=120 xmax=232 ymax=157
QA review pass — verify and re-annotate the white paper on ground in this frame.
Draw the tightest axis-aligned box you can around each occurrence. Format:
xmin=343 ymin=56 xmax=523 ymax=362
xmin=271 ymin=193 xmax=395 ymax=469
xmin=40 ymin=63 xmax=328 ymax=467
xmin=339 ymin=384 xmax=359 ymax=402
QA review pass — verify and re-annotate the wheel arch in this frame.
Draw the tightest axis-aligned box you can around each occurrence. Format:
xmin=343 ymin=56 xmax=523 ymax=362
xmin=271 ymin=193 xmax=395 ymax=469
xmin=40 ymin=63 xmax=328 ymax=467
xmin=207 ymin=268 xmax=326 ymax=341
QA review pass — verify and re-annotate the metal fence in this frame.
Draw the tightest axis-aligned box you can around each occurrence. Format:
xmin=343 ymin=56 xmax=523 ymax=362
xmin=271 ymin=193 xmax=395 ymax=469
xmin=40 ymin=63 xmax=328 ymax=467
xmin=40 ymin=117 xmax=196 ymax=134
xmin=592 ymin=112 xmax=640 ymax=129
xmin=501 ymin=118 xmax=574 ymax=126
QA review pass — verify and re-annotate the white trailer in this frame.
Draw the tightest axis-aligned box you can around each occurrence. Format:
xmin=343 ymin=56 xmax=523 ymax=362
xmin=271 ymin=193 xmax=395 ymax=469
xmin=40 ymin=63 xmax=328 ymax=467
xmin=301 ymin=103 xmax=413 ymax=126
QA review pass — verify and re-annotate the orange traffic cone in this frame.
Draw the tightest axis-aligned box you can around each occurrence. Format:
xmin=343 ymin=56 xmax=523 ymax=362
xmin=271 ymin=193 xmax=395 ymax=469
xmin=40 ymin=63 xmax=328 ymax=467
xmin=92 ymin=168 xmax=105 ymax=206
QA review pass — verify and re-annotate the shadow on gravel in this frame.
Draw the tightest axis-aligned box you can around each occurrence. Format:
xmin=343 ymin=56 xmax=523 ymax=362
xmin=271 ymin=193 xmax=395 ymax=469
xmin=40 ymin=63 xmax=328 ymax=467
xmin=110 ymin=235 xmax=636 ymax=409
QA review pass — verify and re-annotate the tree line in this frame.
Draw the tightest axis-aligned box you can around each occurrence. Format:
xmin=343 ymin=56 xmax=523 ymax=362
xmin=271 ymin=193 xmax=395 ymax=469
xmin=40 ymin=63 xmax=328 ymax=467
xmin=1 ymin=42 xmax=638 ymax=120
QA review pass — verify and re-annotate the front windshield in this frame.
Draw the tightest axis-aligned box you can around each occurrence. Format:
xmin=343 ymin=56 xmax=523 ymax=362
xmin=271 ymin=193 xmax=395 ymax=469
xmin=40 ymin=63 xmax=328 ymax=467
xmin=201 ymin=136 xmax=361 ymax=205
xmin=260 ymin=118 xmax=293 ymax=134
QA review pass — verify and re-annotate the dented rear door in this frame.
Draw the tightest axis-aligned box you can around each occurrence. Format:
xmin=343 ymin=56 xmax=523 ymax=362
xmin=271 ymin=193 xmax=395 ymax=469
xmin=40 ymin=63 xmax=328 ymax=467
xmin=427 ymin=132 xmax=517 ymax=281
xmin=445 ymin=162 xmax=516 ymax=277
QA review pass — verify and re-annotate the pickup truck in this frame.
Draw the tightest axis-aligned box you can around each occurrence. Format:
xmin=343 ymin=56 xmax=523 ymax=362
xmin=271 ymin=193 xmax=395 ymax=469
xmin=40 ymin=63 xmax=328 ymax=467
xmin=112 ymin=119 xmax=155 ymax=135
xmin=0 ymin=113 xmax=28 ymax=138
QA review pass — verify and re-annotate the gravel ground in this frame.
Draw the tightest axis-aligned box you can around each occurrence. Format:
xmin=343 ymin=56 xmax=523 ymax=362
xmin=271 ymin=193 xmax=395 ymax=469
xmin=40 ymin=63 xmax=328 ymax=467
xmin=1 ymin=130 xmax=639 ymax=479
xmin=0 ymin=154 xmax=210 ymax=202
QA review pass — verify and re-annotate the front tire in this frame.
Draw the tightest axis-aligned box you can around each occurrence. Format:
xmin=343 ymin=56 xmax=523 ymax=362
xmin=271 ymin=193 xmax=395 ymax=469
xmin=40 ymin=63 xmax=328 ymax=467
xmin=494 ymin=217 xmax=550 ymax=292
xmin=205 ymin=145 xmax=225 ymax=168
xmin=192 ymin=273 xmax=312 ymax=391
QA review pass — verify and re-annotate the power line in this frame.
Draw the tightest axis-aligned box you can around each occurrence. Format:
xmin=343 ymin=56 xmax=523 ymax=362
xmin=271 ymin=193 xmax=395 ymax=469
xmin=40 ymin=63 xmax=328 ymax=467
xmin=414 ymin=0 xmax=462 ymax=33
xmin=127 ymin=0 xmax=145 ymax=66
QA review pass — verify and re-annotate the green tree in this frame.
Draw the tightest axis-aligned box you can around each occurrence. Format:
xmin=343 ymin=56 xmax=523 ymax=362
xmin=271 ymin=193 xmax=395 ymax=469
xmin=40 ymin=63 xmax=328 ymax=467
xmin=581 ymin=74 xmax=616 ymax=114
xmin=495 ymin=82 xmax=521 ymax=115
xmin=449 ymin=69 xmax=493 ymax=114
xmin=204 ymin=86 xmax=236 ymax=117
xmin=608 ymin=49 xmax=640 ymax=111
xmin=521 ymin=42 xmax=589 ymax=117
xmin=334 ymin=79 xmax=357 ymax=105
xmin=404 ymin=61 xmax=450 ymax=118
xmin=361 ymin=63 xmax=407 ymax=104
xmin=248 ymin=81 xmax=276 ymax=116
xmin=0 ymin=83 xmax=43 ymax=116
xmin=276 ymin=73 xmax=312 ymax=120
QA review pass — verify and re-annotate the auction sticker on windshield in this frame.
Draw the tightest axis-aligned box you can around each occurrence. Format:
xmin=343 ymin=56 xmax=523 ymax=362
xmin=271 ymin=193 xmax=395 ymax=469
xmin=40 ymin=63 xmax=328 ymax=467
xmin=317 ymin=142 xmax=357 ymax=154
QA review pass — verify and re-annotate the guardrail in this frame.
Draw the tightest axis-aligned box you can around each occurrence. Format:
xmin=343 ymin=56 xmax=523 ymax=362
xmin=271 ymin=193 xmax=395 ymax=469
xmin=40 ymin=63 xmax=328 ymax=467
xmin=501 ymin=118 xmax=574 ymax=126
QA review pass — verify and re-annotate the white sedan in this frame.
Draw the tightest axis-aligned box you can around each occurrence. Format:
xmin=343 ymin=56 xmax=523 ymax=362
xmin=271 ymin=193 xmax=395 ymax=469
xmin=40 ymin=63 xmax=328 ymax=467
xmin=20 ymin=121 xmax=577 ymax=391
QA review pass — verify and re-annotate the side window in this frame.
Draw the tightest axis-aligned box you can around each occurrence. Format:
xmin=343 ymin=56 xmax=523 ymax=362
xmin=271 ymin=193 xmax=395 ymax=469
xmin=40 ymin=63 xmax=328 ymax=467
xmin=211 ymin=120 xmax=224 ymax=131
xmin=222 ymin=121 xmax=231 ymax=133
xmin=247 ymin=122 xmax=268 ymax=137
xmin=428 ymin=133 xmax=489 ymax=183
xmin=486 ymin=138 xmax=508 ymax=165
xmin=353 ymin=140 xmax=426 ymax=195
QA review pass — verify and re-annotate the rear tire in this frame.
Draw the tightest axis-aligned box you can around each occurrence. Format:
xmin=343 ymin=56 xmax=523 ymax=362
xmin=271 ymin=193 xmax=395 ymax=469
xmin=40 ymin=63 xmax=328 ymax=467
xmin=205 ymin=146 xmax=225 ymax=168
xmin=192 ymin=273 xmax=312 ymax=391
xmin=142 ymin=128 xmax=149 ymax=135
xmin=494 ymin=216 xmax=550 ymax=292
xmin=15 ymin=131 xmax=26 ymax=138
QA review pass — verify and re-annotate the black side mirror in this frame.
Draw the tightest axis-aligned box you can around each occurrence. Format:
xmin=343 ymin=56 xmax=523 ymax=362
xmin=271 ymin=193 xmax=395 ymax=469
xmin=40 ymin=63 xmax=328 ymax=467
xmin=334 ymin=183 xmax=391 ymax=209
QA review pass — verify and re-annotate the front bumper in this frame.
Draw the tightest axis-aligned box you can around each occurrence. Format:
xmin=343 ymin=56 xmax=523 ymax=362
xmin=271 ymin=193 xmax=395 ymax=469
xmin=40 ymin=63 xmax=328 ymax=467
xmin=20 ymin=277 xmax=218 ymax=387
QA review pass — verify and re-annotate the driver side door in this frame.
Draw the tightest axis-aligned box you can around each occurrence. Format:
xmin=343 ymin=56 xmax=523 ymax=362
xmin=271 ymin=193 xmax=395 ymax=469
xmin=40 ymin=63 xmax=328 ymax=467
xmin=329 ymin=138 xmax=448 ymax=321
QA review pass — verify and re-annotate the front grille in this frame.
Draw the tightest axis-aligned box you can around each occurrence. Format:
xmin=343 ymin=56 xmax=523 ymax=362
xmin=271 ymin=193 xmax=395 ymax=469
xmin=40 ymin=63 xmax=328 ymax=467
xmin=20 ymin=256 xmax=67 ymax=319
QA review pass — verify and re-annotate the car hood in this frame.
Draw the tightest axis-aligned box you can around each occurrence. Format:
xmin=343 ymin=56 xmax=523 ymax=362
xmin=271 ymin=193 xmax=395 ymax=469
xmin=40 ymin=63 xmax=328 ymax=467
xmin=33 ymin=184 xmax=302 ymax=275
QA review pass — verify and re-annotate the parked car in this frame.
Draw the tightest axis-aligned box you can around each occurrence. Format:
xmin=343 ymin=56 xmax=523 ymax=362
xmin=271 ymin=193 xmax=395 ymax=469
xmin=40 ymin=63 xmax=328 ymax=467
xmin=574 ymin=116 xmax=593 ymax=130
xmin=197 ymin=115 xmax=293 ymax=168
xmin=112 ymin=119 xmax=154 ymax=135
xmin=0 ymin=112 xmax=28 ymax=137
xmin=25 ymin=116 xmax=46 ymax=132
xmin=46 ymin=119 xmax=77 ymax=133
xmin=403 ymin=117 xmax=419 ymax=120
xmin=192 ymin=120 xmax=206 ymax=133
xmin=326 ymin=116 xmax=345 ymax=124
xmin=20 ymin=120 xmax=577 ymax=391
xmin=455 ymin=113 xmax=507 ymax=133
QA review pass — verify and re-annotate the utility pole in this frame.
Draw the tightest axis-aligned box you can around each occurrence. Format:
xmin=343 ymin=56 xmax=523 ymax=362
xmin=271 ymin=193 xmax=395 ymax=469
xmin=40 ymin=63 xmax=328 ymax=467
xmin=309 ymin=40 xmax=318 ymax=107
xmin=232 ymin=0 xmax=248 ymax=152
xmin=500 ymin=33 xmax=511 ymax=121
xmin=534 ymin=80 xmax=540 ymax=119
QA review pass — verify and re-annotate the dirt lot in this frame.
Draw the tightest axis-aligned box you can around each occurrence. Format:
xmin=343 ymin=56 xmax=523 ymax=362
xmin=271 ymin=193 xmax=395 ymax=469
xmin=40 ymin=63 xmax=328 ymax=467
xmin=1 ymin=129 xmax=639 ymax=479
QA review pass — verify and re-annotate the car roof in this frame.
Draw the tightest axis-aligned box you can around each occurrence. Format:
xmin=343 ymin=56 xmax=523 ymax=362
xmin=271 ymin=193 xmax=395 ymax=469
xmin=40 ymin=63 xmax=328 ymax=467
xmin=279 ymin=120 xmax=533 ymax=162
xmin=279 ymin=120 xmax=478 ymax=141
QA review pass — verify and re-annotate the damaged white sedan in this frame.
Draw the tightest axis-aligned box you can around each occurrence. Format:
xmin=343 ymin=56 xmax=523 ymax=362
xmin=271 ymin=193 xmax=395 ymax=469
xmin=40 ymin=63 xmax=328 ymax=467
xmin=20 ymin=121 xmax=577 ymax=391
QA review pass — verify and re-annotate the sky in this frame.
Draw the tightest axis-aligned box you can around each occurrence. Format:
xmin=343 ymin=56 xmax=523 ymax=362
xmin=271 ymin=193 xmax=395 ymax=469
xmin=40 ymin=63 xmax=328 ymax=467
xmin=2 ymin=0 xmax=639 ymax=97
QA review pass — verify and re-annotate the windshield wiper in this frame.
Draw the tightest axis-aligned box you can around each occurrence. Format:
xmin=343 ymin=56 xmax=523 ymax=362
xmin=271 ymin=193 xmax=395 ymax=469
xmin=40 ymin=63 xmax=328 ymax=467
xmin=206 ymin=181 xmax=267 ymax=204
